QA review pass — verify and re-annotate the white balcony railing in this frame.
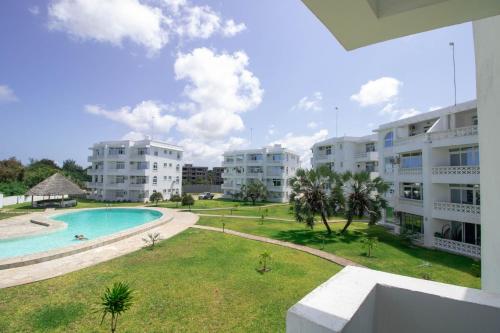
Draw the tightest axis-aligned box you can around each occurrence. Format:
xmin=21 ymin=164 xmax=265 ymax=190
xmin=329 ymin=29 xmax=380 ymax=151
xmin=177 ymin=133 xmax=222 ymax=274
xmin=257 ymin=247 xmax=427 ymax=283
xmin=432 ymin=165 xmax=480 ymax=176
xmin=394 ymin=133 xmax=427 ymax=146
xmin=399 ymin=198 xmax=424 ymax=207
xmin=398 ymin=167 xmax=422 ymax=176
xmin=354 ymin=152 xmax=367 ymax=159
xmin=434 ymin=237 xmax=481 ymax=258
xmin=433 ymin=202 xmax=480 ymax=216
xmin=430 ymin=125 xmax=478 ymax=141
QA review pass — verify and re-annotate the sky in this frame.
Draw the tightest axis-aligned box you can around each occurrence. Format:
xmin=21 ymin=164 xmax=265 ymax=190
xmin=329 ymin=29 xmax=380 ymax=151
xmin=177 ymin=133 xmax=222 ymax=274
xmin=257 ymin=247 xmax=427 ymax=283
xmin=0 ymin=0 xmax=477 ymax=168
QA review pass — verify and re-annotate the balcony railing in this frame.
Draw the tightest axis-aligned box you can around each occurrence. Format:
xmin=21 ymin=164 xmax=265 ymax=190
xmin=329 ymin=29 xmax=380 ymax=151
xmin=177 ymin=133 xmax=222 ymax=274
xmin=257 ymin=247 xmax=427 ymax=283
xmin=434 ymin=202 xmax=480 ymax=216
xmin=430 ymin=125 xmax=478 ymax=141
xmin=398 ymin=167 xmax=422 ymax=176
xmin=399 ymin=198 xmax=423 ymax=207
xmin=394 ymin=133 xmax=426 ymax=146
xmin=432 ymin=165 xmax=480 ymax=176
xmin=434 ymin=237 xmax=481 ymax=258
xmin=354 ymin=152 xmax=367 ymax=159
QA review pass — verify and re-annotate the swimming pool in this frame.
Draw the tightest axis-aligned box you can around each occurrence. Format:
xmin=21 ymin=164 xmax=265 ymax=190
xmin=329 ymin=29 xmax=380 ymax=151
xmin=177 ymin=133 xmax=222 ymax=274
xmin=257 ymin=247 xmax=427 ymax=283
xmin=0 ymin=208 xmax=163 ymax=260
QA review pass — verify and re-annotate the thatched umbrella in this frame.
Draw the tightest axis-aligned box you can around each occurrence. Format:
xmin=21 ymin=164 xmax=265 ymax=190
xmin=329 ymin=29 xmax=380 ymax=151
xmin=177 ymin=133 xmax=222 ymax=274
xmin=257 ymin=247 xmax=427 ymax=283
xmin=26 ymin=173 xmax=86 ymax=207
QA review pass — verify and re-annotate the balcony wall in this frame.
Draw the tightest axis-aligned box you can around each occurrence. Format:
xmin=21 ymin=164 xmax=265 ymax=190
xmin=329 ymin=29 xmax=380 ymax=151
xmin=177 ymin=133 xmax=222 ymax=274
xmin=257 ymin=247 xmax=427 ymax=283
xmin=434 ymin=237 xmax=481 ymax=258
xmin=430 ymin=125 xmax=478 ymax=148
xmin=396 ymin=198 xmax=423 ymax=215
xmin=431 ymin=166 xmax=480 ymax=184
xmin=433 ymin=202 xmax=481 ymax=224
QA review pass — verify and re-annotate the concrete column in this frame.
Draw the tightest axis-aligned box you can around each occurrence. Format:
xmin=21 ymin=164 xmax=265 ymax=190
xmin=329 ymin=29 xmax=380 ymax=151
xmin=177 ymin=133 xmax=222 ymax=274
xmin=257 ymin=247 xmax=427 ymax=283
xmin=422 ymin=140 xmax=434 ymax=247
xmin=0 ymin=193 xmax=3 ymax=209
xmin=473 ymin=15 xmax=500 ymax=293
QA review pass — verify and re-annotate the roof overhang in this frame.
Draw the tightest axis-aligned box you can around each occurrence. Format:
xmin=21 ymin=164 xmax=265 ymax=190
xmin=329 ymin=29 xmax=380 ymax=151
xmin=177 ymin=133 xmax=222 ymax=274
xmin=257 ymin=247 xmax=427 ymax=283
xmin=302 ymin=0 xmax=500 ymax=50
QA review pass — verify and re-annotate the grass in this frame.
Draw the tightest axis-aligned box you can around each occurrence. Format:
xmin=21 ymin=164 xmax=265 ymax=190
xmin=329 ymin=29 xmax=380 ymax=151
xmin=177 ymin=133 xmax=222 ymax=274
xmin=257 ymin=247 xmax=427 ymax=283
xmin=189 ymin=204 xmax=294 ymax=219
xmin=0 ymin=229 xmax=340 ymax=333
xmin=154 ymin=198 xmax=274 ymax=209
xmin=0 ymin=212 xmax=26 ymax=220
xmin=197 ymin=216 xmax=481 ymax=288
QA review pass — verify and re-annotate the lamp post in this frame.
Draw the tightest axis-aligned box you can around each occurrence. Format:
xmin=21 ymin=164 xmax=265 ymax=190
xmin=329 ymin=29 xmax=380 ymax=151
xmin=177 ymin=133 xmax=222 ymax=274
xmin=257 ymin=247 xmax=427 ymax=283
xmin=449 ymin=42 xmax=457 ymax=106
xmin=335 ymin=106 xmax=339 ymax=137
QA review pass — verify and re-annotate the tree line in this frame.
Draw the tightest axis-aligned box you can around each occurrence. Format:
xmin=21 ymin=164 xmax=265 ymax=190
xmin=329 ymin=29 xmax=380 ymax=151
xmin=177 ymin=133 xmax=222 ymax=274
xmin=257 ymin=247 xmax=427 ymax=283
xmin=0 ymin=157 xmax=90 ymax=196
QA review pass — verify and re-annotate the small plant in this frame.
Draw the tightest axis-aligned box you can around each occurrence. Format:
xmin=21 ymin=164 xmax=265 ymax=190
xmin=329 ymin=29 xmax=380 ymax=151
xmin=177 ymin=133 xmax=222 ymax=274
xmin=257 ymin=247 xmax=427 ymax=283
xmin=418 ymin=261 xmax=433 ymax=280
xmin=257 ymin=251 xmax=272 ymax=273
xmin=149 ymin=192 xmax=163 ymax=206
xmin=361 ymin=236 xmax=378 ymax=257
xmin=170 ymin=194 xmax=182 ymax=208
xmin=318 ymin=234 xmax=326 ymax=250
xmin=260 ymin=214 xmax=265 ymax=225
xmin=99 ymin=282 xmax=134 ymax=333
xmin=181 ymin=193 xmax=195 ymax=210
xmin=142 ymin=232 xmax=161 ymax=249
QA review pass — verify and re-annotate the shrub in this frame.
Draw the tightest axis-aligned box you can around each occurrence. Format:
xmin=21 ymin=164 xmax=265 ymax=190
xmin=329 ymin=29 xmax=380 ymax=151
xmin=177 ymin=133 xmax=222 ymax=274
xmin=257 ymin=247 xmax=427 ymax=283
xmin=361 ymin=237 xmax=378 ymax=258
xmin=98 ymin=282 xmax=134 ymax=333
xmin=142 ymin=232 xmax=161 ymax=249
xmin=149 ymin=192 xmax=163 ymax=205
xmin=181 ymin=193 xmax=194 ymax=208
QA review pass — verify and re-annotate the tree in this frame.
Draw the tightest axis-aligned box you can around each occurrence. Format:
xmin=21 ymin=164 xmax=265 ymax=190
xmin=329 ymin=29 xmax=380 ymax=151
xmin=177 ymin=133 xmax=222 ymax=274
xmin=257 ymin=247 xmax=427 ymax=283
xmin=289 ymin=166 xmax=340 ymax=234
xmin=23 ymin=164 xmax=58 ymax=188
xmin=149 ymin=192 xmax=163 ymax=205
xmin=361 ymin=236 xmax=378 ymax=257
xmin=0 ymin=181 xmax=28 ymax=196
xmin=341 ymin=171 xmax=389 ymax=233
xmin=170 ymin=194 xmax=182 ymax=207
xmin=62 ymin=159 xmax=90 ymax=186
xmin=181 ymin=193 xmax=194 ymax=208
xmin=99 ymin=282 xmax=134 ymax=333
xmin=240 ymin=180 xmax=268 ymax=205
xmin=257 ymin=251 xmax=272 ymax=273
xmin=0 ymin=157 xmax=24 ymax=182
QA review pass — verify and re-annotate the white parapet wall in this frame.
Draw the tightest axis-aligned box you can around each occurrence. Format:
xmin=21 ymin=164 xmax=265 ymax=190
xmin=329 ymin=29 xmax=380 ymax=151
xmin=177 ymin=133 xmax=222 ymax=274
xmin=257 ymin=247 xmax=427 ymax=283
xmin=0 ymin=193 xmax=3 ymax=209
xmin=287 ymin=266 xmax=500 ymax=333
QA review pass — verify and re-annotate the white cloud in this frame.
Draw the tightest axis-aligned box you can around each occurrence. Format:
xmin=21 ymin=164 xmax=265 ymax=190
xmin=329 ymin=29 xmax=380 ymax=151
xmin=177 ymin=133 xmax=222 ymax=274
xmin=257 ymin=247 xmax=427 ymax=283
xmin=29 ymin=6 xmax=40 ymax=16
xmin=222 ymin=19 xmax=246 ymax=37
xmin=47 ymin=0 xmax=246 ymax=54
xmin=270 ymin=129 xmax=329 ymax=169
xmin=174 ymin=47 xmax=263 ymax=139
xmin=48 ymin=0 xmax=169 ymax=55
xmin=85 ymin=100 xmax=178 ymax=134
xmin=292 ymin=92 xmax=323 ymax=112
xmin=122 ymin=131 xmax=147 ymax=141
xmin=307 ymin=121 xmax=318 ymax=129
xmin=429 ymin=106 xmax=442 ymax=111
xmin=0 ymin=85 xmax=18 ymax=103
xmin=179 ymin=136 xmax=248 ymax=166
xmin=379 ymin=103 xmax=421 ymax=120
xmin=351 ymin=77 xmax=402 ymax=107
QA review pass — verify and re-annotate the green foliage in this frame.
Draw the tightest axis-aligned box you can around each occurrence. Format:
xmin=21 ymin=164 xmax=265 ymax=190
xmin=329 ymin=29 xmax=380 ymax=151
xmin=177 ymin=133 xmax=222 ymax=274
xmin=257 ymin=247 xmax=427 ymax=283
xmin=23 ymin=164 xmax=58 ymax=188
xmin=240 ymin=180 xmax=268 ymax=205
xmin=0 ymin=181 xmax=28 ymax=196
xmin=149 ymin=192 xmax=164 ymax=205
xmin=99 ymin=282 xmax=134 ymax=333
xmin=341 ymin=171 xmax=389 ymax=233
xmin=257 ymin=251 xmax=272 ymax=273
xmin=181 ymin=193 xmax=195 ymax=207
xmin=61 ymin=159 xmax=91 ymax=186
xmin=169 ymin=194 xmax=182 ymax=207
xmin=361 ymin=236 xmax=378 ymax=257
xmin=418 ymin=261 xmax=433 ymax=280
xmin=0 ymin=157 xmax=24 ymax=182
xmin=289 ymin=165 xmax=342 ymax=234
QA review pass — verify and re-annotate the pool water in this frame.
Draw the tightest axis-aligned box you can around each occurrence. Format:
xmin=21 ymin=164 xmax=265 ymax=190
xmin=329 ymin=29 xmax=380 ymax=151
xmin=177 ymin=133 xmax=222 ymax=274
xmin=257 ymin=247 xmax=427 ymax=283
xmin=0 ymin=208 xmax=163 ymax=259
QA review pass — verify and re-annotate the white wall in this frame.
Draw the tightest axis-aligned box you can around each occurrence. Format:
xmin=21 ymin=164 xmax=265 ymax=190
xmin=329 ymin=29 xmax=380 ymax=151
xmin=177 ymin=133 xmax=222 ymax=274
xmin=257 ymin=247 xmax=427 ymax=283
xmin=1 ymin=195 xmax=67 ymax=207
xmin=474 ymin=14 xmax=500 ymax=293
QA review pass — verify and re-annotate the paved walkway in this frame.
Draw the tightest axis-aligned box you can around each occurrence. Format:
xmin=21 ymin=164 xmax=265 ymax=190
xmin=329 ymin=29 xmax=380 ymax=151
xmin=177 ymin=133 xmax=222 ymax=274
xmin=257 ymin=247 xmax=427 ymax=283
xmin=0 ymin=211 xmax=54 ymax=240
xmin=0 ymin=211 xmax=199 ymax=289
xmin=192 ymin=225 xmax=363 ymax=268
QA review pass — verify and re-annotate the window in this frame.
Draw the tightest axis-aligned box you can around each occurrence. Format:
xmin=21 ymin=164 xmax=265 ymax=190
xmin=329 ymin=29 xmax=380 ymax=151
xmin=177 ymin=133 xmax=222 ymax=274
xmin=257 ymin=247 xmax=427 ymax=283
xmin=164 ymin=176 xmax=167 ymax=180
xmin=154 ymin=151 xmax=158 ymax=156
xmin=449 ymin=184 xmax=480 ymax=205
xmin=340 ymin=162 xmax=343 ymax=168
xmin=152 ymin=176 xmax=157 ymax=185
xmin=115 ymin=176 xmax=126 ymax=184
xmin=449 ymin=146 xmax=479 ymax=166
xmin=164 ymin=163 xmax=167 ymax=168
xmin=384 ymin=132 xmax=394 ymax=148
xmin=137 ymin=148 xmax=148 ymax=155
xmin=384 ymin=157 xmax=395 ymax=174
xmin=153 ymin=162 xmax=158 ymax=171
xmin=137 ymin=162 xmax=148 ymax=170
xmin=449 ymin=221 xmax=480 ymax=245
xmin=401 ymin=213 xmax=423 ymax=234
xmin=248 ymin=154 xmax=263 ymax=161
xmin=401 ymin=152 xmax=422 ymax=168
xmin=365 ymin=143 xmax=375 ymax=152
xmin=402 ymin=182 xmax=423 ymax=200
xmin=325 ymin=146 xmax=332 ymax=155
xmin=472 ymin=115 xmax=478 ymax=126
xmin=109 ymin=147 xmax=125 ymax=155
xmin=116 ymin=162 xmax=125 ymax=169
xmin=366 ymin=162 xmax=376 ymax=172
xmin=272 ymin=179 xmax=282 ymax=186
xmin=339 ymin=144 xmax=343 ymax=150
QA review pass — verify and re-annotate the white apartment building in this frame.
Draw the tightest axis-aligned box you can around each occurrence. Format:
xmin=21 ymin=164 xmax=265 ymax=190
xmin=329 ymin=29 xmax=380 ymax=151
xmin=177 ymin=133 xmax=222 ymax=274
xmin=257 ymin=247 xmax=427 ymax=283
xmin=221 ymin=145 xmax=300 ymax=203
xmin=377 ymin=100 xmax=480 ymax=258
xmin=87 ymin=140 xmax=183 ymax=202
xmin=311 ymin=134 xmax=379 ymax=176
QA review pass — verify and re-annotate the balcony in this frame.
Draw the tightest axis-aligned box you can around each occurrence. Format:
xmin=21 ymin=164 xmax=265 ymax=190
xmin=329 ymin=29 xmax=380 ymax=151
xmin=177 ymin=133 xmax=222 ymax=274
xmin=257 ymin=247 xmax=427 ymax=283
xmin=431 ymin=165 xmax=480 ymax=184
xmin=434 ymin=237 xmax=481 ymax=258
xmin=397 ymin=167 xmax=422 ymax=182
xmin=107 ymin=153 xmax=128 ymax=160
xmin=87 ymin=182 xmax=103 ymax=188
xmin=354 ymin=151 xmax=378 ymax=162
xmin=433 ymin=202 xmax=480 ymax=224
xmin=430 ymin=125 xmax=478 ymax=147
xmin=87 ymin=155 xmax=103 ymax=162
xmin=397 ymin=198 xmax=423 ymax=215
xmin=393 ymin=133 xmax=427 ymax=153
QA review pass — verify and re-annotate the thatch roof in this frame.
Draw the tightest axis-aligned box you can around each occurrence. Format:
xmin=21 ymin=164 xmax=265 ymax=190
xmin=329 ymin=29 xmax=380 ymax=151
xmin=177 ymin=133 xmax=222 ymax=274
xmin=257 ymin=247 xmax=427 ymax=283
xmin=26 ymin=173 xmax=86 ymax=196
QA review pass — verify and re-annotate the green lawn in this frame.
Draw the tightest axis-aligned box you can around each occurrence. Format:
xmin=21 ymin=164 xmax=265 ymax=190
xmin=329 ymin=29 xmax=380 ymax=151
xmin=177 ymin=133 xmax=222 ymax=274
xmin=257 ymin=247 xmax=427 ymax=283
xmin=155 ymin=198 xmax=274 ymax=209
xmin=0 ymin=229 xmax=339 ymax=333
xmin=197 ymin=216 xmax=481 ymax=288
xmin=189 ymin=204 xmax=294 ymax=219
xmin=0 ymin=212 xmax=26 ymax=220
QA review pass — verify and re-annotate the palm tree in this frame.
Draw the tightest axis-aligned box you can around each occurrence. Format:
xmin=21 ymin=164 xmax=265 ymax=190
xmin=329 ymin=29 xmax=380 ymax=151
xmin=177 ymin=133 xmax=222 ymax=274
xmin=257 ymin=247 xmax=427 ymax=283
xmin=99 ymin=282 xmax=134 ymax=333
xmin=240 ymin=180 xmax=268 ymax=205
xmin=289 ymin=165 xmax=340 ymax=234
xmin=341 ymin=171 xmax=389 ymax=233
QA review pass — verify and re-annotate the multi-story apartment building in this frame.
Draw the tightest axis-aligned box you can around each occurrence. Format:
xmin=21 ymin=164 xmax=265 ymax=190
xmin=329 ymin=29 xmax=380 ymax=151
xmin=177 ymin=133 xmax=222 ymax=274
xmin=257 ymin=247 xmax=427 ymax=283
xmin=208 ymin=167 xmax=224 ymax=185
xmin=221 ymin=145 xmax=300 ymax=202
xmin=377 ymin=100 xmax=480 ymax=258
xmin=182 ymin=164 xmax=209 ymax=184
xmin=311 ymin=134 xmax=379 ymax=175
xmin=87 ymin=139 xmax=183 ymax=202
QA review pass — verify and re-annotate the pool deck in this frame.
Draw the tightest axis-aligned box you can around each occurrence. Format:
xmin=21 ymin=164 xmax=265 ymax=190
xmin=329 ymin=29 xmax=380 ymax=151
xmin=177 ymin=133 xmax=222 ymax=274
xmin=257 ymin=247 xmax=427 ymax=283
xmin=0 ymin=209 xmax=198 ymax=289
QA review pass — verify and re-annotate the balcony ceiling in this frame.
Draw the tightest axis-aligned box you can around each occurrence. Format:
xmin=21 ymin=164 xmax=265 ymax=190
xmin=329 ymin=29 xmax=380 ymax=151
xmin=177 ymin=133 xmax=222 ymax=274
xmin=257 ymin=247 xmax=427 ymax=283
xmin=301 ymin=0 xmax=500 ymax=50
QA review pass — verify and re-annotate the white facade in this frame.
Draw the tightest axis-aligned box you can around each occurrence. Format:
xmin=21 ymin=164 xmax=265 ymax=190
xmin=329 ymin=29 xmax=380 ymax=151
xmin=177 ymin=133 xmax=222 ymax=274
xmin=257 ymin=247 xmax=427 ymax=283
xmin=376 ymin=100 xmax=480 ymax=258
xmin=221 ymin=145 xmax=300 ymax=203
xmin=311 ymin=134 xmax=379 ymax=176
xmin=87 ymin=140 xmax=183 ymax=202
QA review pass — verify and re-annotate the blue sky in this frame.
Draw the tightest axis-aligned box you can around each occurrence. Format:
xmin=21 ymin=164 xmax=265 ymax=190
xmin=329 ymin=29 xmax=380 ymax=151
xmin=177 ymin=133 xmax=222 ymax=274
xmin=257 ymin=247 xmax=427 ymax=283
xmin=0 ymin=0 xmax=477 ymax=167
